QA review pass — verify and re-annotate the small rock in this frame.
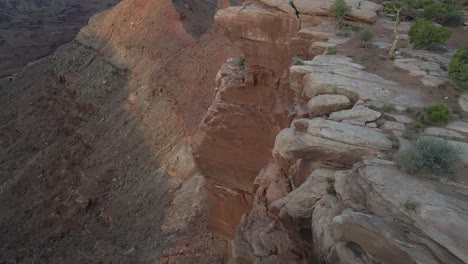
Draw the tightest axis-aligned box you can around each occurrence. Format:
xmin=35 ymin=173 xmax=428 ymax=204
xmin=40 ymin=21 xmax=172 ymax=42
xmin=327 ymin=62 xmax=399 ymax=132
xmin=381 ymin=121 xmax=406 ymax=132
xmin=366 ymin=122 xmax=377 ymax=128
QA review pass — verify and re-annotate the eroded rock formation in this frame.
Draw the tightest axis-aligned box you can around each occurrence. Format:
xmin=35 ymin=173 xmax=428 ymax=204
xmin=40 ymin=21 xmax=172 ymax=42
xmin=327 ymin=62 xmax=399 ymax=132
xmin=194 ymin=1 xmax=468 ymax=263
xmin=193 ymin=0 xmax=381 ymax=240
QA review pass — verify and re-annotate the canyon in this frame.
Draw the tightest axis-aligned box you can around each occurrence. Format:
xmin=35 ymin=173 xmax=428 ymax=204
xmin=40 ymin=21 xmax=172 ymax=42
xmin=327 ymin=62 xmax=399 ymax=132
xmin=1 ymin=0 xmax=468 ymax=263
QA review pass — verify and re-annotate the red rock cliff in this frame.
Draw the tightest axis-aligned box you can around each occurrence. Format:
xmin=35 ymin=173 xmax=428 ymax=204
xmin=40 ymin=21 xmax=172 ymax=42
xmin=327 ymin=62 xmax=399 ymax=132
xmin=193 ymin=3 xmax=318 ymax=239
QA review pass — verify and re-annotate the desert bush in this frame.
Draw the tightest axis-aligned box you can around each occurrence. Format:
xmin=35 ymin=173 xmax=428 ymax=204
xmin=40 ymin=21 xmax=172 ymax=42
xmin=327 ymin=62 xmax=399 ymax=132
xmin=385 ymin=0 xmax=465 ymax=26
xmin=442 ymin=10 xmax=465 ymax=26
xmin=409 ymin=19 xmax=452 ymax=49
xmin=418 ymin=103 xmax=451 ymax=124
xmin=395 ymin=137 xmax=460 ymax=176
xmin=422 ymin=1 xmax=448 ymax=20
xmin=331 ymin=0 xmax=351 ymax=24
xmin=449 ymin=44 xmax=468 ymax=90
xmin=359 ymin=28 xmax=374 ymax=48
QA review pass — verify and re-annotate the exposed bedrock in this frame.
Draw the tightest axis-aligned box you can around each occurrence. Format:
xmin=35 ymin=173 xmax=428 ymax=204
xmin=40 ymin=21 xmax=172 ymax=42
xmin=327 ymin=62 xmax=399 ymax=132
xmin=193 ymin=4 xmax=307 ymax=238
xmin=193 ymin=0 xmax=382 ymax=241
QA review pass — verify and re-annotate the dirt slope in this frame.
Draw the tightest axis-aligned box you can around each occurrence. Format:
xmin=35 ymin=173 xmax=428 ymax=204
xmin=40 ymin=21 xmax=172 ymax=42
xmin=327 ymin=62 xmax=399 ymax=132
xmin=0 ymin=0 xmax=239 ymax=263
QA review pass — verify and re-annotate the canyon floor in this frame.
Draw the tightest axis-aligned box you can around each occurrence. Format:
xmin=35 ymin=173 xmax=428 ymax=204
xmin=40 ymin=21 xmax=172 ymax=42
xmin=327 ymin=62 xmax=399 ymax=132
xmin=0 ymin=0 xmax=468 ymax=263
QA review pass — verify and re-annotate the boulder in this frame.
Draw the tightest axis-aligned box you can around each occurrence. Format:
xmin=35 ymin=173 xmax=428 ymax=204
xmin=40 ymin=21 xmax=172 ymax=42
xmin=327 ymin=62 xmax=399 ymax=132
xmin=273 ymin=118 xmax=392 ymax=165
xmin=329 ymin=104 xmax=381 ymax=123
xmin=307 ymin=94 xmax=351 ymax=117
xmin=381 ymin=121 xmax=406 ymax=132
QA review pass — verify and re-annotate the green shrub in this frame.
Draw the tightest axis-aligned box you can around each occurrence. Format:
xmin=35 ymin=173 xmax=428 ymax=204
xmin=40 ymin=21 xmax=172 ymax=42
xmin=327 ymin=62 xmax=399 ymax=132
xmin=326 ymin=46 xmax=337 ymax=55
xmin=418 ymin=103 xmax=451 ymax=124
xmin=403 ymin=200 xmax=418 ymax=210
xmin=331 ymin=0 xmax=351 ymax=23
xmin=449 ymin=44 xmax=468 ymax=90
xmin=422 ymin=1 xmax=448 ymax=20
xmin=409 ymin=20 xmax=452 ymax=49
xmin=359 ymin=28 xmax=374 ymax=48
xmin=395 ymin=137 xmax=460 ymax=176
xmin=292 ymin=56 xmax=305 ymax=65
xmin=442 ymin=10 xmax=465 ymax=26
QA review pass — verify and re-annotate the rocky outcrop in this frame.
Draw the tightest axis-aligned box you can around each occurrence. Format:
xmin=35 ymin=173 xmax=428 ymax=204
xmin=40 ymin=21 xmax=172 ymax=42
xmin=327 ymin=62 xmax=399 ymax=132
xmin=193 ymin=0 xmax=388 ymax=239
xmin=233 ymin=153 xmax=468 ymax=263
xmin=193 ymin=2 xmax=319 ymax=238
xmin=194 ymin=1 xmax=468 ymax=263
xmin=258 ymin=0 xmax=381 ymax=23
xmin=291 ymin=55 xmax=427 ymax=107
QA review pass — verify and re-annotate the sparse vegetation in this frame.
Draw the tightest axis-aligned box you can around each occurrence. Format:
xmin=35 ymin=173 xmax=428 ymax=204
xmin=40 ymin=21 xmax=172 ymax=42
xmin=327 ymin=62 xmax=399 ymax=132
xmin=340 ymin=21 xmax=364 ymax=31
xmin=442 ymin=10 xmax=465 ymax=26
xmin=385 ymin=0 xmax=465 ymax=27
xmin=326 ymin=46 xmax=337 ymax=55
xmin=292 ymin=56 xmax=305 ymax=65
xmin=418 ymin=103 xmax=451 ymax=125
xmin=395 ymin=137 xmax=460 ymax=176
xmin=422 ymin=1 xmax=448 ymax=21
xmin=449 ymin=44 xmax=468 ymax=90
xmin=403 ymin=200 xmax=418 ymax=210
xmin=331 ymin=0 xmax=351 ymax=25
xmin=326 ymin=177 xmax=337 ymax=195
xmin=370 ymin=104 xmax=395 ymax=113
xmin=409 ymin=20 xmax=452 ymax=49
xmin=359 ymin=28 xmax=374 ymax=48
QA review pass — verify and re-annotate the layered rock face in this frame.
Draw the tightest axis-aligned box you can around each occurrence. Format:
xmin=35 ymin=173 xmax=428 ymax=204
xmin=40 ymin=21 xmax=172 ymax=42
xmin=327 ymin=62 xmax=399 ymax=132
xmin=193 ymin=5 xmax=303 ymax=239
xmin=193 ymin=0 xmax=381 ymax=240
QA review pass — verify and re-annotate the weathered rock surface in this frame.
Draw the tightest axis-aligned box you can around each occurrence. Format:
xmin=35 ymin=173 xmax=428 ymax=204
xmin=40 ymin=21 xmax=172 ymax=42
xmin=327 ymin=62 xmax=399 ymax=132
xmin=233 ymin=155 xmax=468 ymax=263
xmin=447 ymin=121 xmax=468 ymax=134
xmin=459 ymin=93 xmax=468 ymax=113
xmin=381 ymin=121 xmax=406 ymax=132
xmin=273 ymin=118 xmax=392 ymax=166
xmin=259 ymin=0 xmax=381 ymax=23
xmin=424 ymin=127 xmax=466 ymax=140
xmin=329 ymin=104 xmax=381 ymax=124
xmin=307 ymin=94 xmax=351 ymax=117
xmin=393 ymin=48 xmax=455 ymax=87
xmin=291 ymin=55 xmax=427 ymax=107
